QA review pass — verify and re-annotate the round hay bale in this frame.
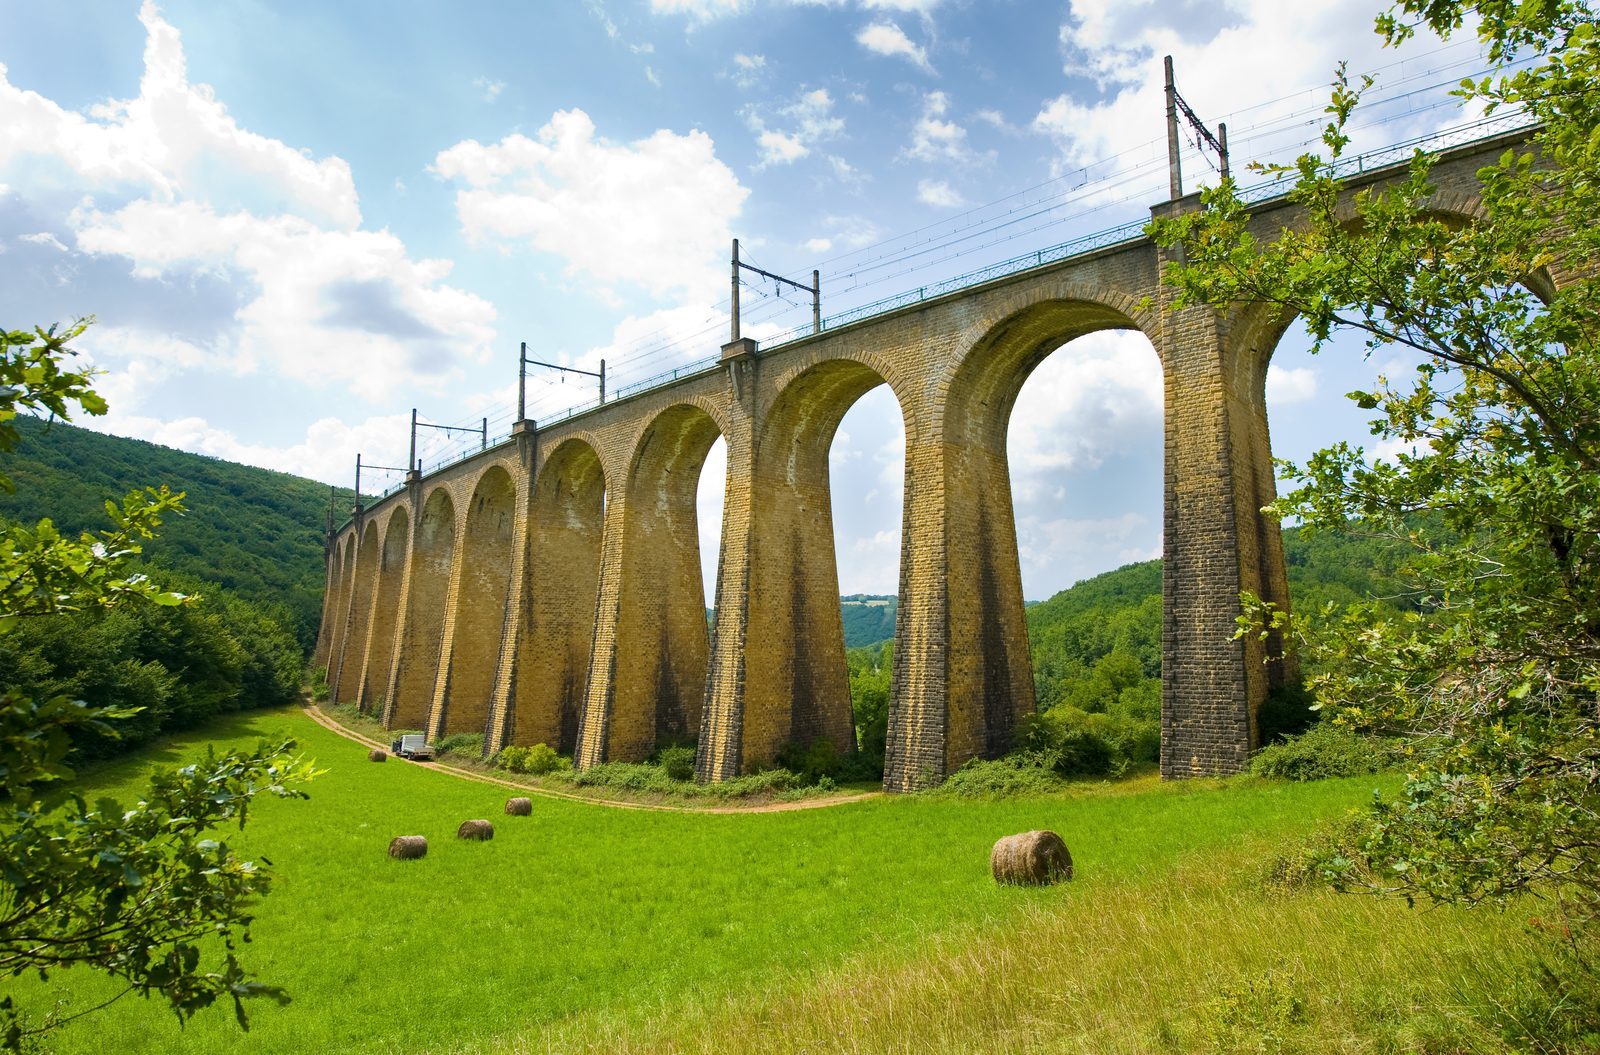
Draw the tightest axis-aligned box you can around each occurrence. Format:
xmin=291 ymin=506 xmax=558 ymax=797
xmin=504 ymin=797 xmax=532 ymax=816
xmin=368 ymin=747 xmax=388 ymax=762
xmin=990 ymin=830 xmax=1073 ymax=886
xmin=457 ymin=818 xmax=495 ymax=841
xmin=388 ymin=835 xmax=427 ymax=860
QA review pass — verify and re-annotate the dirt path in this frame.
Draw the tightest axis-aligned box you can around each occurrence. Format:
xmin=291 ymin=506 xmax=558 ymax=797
xmin=301 ymin=704 xmax=883 ymax=815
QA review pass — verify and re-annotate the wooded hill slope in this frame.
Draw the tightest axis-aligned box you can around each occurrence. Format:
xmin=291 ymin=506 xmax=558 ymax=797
xmin=1023 ymin=524 xmax=1408 ymax=712
xmin=0 ymin=415 xmax=353 ymax=649
xmin=2 ymin=414 xmax=1405 ymax=705
xmin=840 ymin=594 xmax=897 ymax=648
xmin=843 ymin=523 xmax=1408 ymax=770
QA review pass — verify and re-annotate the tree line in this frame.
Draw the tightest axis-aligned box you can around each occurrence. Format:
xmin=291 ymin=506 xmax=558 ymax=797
xmin=0 ymin=415 xmax=354 ymax=651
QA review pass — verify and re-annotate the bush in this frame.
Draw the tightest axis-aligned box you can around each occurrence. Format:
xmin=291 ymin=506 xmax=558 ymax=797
xmin=848 ymin=645 xmax=891 ymax=768
xmin=1257 ymin=682 xmax=1318 ymax=744
xmin=709 ymin=768 xmax=802 ymax=798
xmin=651 ymin=744 xmax=696 ymax=782
xmin=1021 ymin=705 xmax=1158 ymax=777
xmin=524 ymin=743 xmax=569 ymax=775
xmin=934 ymin=755 xmax=1066 ymax=798
xmin=569 ymin=761 xmax=804 ymax=799
xmin=570 ymin=762 xmax=677 ymax=794
xmin=1249 ymin=722 xmax=1385 ymax=781
xmin=309 ymin=666 xmax=330 ymax=702
xmin=776 ymin=737 xmax=842 ymax=786
xmin=833 ymin=749 xmax=884 ymax=784
xmin=433 ymin=732 xmax=484 ymax=759
xmin=494 ymin=744 xmax=571 ymax=775
xmin=1260 ymin=816 xmax=1368 ymax=890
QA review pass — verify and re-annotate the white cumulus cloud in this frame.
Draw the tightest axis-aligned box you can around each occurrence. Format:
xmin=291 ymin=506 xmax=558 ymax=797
xmin=651 ymin=0 xmax=746 ymax=19
xmin=1033 ymin=0 xmax=1456 ymax=176
xmin=916 ymin=178 xmax=964 ymax=207
xmin=19 ymin=232 xmax=69 ymax=252
xmin=730 ymin=52 xmax=768 ymax=88
xmin=856 ymin=21 xmax=933 ymax=73
xmin=758 ymin=129 xmax=809 ymax=165
xmin=0 ymin=0 xmax=495 ymax=411
xmin=747 ymin=88 xmax=846 ymax=169
xmin=906 ymin=90 xmax=979 ymax=163
xmin=0 ymin=1 xmax=359 ymax=229
xmin=71 ymin=198 xmax=497 ymax=401
xmin=433 ymin=109 xmax=749 ymax=304
xmin=1266 ymin=364 xmax=1318 ymax=404
xmin=1008 ymin=330 xmax=1162 ymax=483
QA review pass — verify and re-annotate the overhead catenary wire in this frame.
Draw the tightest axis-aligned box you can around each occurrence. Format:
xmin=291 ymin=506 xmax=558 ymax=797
xmin=398 ymin=41 xmax=1533 ymax=476
xmin=568 ymin=49 xmax=1513 ymax=391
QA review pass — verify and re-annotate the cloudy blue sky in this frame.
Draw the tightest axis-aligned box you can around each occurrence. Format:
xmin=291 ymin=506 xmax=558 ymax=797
xmin=0 ymin=1 xmax=1503 ymax=601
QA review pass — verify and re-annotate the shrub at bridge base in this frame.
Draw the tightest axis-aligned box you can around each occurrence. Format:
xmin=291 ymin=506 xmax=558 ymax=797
xmin=991 ymin=830 xmax=1073 ymax=885
xmin=388 ymin=835 xmax=427 ymax=860
xmin=457 ymin=819 xmax=494 ymax=841
xmin=494 ymin=743 xmax=570 ymax=775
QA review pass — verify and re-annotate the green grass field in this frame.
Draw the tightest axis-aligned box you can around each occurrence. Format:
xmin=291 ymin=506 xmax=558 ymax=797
xmin=22 ymin=708 xmax=1564 ymax=1054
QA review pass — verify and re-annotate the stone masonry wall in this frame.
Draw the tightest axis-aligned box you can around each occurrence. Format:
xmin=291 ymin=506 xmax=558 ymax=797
xmin=317 ymin=134 xmax=1519 ymax=788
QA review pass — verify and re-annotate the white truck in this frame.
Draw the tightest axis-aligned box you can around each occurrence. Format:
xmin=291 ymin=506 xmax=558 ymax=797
xmin=389 ymin=733 xmax=436 ymax=761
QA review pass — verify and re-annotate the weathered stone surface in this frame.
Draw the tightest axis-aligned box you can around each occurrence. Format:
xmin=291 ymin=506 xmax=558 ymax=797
xmin=317 ymin=134 xmax=1517 ymax=788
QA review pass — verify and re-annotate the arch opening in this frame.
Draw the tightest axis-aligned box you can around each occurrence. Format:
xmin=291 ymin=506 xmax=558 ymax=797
xmin=586 ymin=404 xmax=724 ymax=765
xmin=388 ymin=487 xmax=455 ymax=730
xmin=742 ymin=358 xmax=905 ymax=775
xmin=928 ymin=297 xmax=1158 ymax=778
xmin=508 ymin=439 xmax=606 ymax=755
xmin=1004 ymin=325 xmax=1165 ymax=775
xmin=333 ymin=520 xmax=380 ymax=704
xmin=829 ymin=384 xmax=904 ymax=783
xmin=324 ymin=534 xmax=357 ymax=684
xmin=358 ymin=507 xmax=410 ymax=716
xmin=441 ymin=466 xmax=517 ymax=740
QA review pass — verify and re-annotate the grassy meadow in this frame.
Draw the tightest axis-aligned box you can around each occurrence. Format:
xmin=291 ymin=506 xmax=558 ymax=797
xmin=21 ymin=707 xmax=1567 ymax=1054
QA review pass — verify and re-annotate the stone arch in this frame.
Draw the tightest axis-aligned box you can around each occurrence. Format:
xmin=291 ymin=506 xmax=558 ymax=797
xmin=323 ymin=534 xmax=357 ymax=681
xmin=944 ymin=294 xmax=1153 ymax=432
xmin=893 ymin=295 xmax=1157 ymax=785
xmin=358 ymin=506 xmax=410 ymax=715
xmin=507 ymin=438 xmax=606 ymax=755
xmin=388 ymin=487 xmax=455 ymax=730
xmin=439 ymin=465 xmax=518 ymax=740
xmin=316 ymin=533 xmax=349 ymax=670
xmin=1217 ymin=185 xmax=1563 ymax=733
xmin=312 ymin=537 xmax=339 ymax=668
xmin=740 ymin=357 xmax=906 ymax=770
xmin=756 ymin=341 xmax=916 ymax=424
xmin=578 ymin=403 xmax=723 ymax=765
xmin=1227 ymin=200 xmax=1557 ymax=394
xmin=333 ymin=520 xmax=381 ymax=704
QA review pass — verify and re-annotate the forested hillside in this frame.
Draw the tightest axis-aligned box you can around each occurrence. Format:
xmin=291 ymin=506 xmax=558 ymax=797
xmin=0 ymin=415 xmax=354 ymax=648
xmin=840 ymin=594 xmax=897 ymax=648
xmin=842 ymin=524 xmax=1410 ymax=776
xmin=4 ymin=413 xmax=1410 ymax=767
xmin=1025 ymin=524 xmax=1410 ymax=714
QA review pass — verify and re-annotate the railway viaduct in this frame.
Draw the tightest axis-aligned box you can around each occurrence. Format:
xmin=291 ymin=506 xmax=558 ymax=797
xmin=312 ymin=125 xmax=1531 ymax=791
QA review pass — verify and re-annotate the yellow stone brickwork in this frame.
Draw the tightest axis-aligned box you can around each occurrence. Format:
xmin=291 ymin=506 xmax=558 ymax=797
xmin=318 ymin=133 xmax=1516 ymax=789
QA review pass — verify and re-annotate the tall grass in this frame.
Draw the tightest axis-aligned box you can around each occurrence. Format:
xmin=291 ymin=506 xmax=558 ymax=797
xmin=513 ymin=853 xmax=1553 ymax=1054
xmin=22 ymin=708 xmax=1564 ymax=1054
